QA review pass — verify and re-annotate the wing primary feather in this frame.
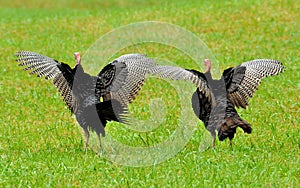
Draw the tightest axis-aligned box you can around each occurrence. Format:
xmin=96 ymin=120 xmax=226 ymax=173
xmin=16 ymin=50 xmax=76 ymax=112
xmin=224 ymin=59 xmax=285 ymax=108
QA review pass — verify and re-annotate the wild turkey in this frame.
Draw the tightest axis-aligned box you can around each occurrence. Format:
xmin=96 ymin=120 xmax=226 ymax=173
xmin=16 ymin=51 xmax=156 ymax=150
xmin=151 ymin=59 xmax=285 ymax=147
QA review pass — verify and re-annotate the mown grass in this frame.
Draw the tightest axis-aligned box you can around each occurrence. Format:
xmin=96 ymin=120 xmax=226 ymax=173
xmin=0 ymin=0 xmax=299 ymax=187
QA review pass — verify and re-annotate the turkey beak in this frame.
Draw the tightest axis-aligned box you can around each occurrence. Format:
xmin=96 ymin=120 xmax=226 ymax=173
xmin=74 ymin=52 xmax=81 ymax=65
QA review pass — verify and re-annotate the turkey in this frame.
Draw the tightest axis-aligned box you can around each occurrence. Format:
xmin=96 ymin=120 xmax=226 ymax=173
xmin=16 ymin=50 xmax=156 ymax=150
xmin=151 ymin=58 xmax=285 ymax=147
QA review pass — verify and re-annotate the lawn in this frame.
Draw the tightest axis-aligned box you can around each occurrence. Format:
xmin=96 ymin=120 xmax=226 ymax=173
xmin=0 ymin=0 xmax=299 ymax=187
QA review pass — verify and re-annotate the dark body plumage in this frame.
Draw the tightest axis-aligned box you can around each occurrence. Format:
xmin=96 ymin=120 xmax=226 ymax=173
xmin=16 ymin=51 xmax=156 ymax=149
xmin=151 ymin=59 xmax=285 ymax=147
xmin=189 ymin=67 xmax=252 ymax=147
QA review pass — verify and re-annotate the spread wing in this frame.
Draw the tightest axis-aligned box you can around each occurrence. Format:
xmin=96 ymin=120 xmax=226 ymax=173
xmin=15 ymin=50 xmax=77 ymax=112
xmin=223 ymin=59 xmax=285 ymax=108
xmin=96 ymin=54 xmax=156 ymax=107
xmin=150 ymin=65 xmax=213 ymax=102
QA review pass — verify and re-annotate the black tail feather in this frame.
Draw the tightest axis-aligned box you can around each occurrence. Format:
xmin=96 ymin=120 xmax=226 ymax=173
xmin=218 ymin=117 xmax=252 ymax=141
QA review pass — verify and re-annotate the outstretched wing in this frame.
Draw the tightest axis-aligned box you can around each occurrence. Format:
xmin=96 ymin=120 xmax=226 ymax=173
xmin=223 ymin=59 xmax=285 ymax=108
xmin=150 ymin=65 xmax=213 ymax=102
xmin=15 ymin=50 xmax=77 ymax=112
xmin=96 ymin=54 xmax=156 ymax=107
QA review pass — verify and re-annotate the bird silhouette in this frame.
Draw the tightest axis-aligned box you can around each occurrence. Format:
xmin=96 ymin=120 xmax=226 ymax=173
xmin=16 ymin=51 xmax=156 ymax=150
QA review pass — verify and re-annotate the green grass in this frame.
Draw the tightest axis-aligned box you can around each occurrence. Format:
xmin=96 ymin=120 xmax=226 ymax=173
xmin=1 ymin=0 xmax=299 ymax=187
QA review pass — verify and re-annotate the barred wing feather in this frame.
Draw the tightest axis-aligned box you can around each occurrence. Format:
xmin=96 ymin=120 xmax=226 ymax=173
xmin=150 ymin=65 xmax=213 ymax=101
xmin=106 ymin=54 xmax=156 ymax=107
xmin=15 ymin=51 xmax=76 ymax=112
xmin=224 ymin=59 xmax=285 ymax=108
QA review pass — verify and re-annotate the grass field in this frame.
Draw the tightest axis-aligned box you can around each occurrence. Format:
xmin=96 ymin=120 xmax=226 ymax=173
xmin=1 ymin=0 xmax=299 ymax=187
